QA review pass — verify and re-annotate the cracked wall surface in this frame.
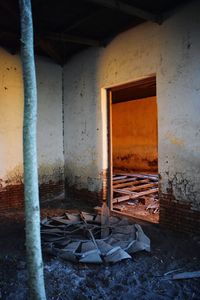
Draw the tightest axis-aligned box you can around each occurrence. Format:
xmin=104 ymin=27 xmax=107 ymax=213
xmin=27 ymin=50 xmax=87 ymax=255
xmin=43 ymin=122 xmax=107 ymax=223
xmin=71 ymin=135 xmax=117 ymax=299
xmin=63 ymin=1 xmax=200 ymax=230
xmin=1 ymin=1 xmax=200 ymax=231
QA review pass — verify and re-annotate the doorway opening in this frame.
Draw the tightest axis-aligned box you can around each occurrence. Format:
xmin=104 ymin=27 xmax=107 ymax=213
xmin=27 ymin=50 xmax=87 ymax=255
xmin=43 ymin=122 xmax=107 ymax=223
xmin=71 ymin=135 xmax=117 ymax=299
xmin=107 ymin=76 xmax=159 ymax=223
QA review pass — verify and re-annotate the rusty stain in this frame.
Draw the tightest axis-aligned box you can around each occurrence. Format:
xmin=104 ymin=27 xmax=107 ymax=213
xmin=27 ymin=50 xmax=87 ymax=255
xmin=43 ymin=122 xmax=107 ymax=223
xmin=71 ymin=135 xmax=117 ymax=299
xmin=165 ymin=133 xmax=184 ymax=146
xmin=113 ymin=153 xmax=158 ymax=172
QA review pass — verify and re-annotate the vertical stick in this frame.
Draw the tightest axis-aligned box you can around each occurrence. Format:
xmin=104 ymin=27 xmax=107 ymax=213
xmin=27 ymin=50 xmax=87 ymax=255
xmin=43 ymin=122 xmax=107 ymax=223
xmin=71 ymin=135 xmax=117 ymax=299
xmin=107 ymin=90 xmax=113 ymax=210
xmin=101 ymin=202 xmax=110 ymax=238
xmin=19 ymin=0 xmax=46 ymax=299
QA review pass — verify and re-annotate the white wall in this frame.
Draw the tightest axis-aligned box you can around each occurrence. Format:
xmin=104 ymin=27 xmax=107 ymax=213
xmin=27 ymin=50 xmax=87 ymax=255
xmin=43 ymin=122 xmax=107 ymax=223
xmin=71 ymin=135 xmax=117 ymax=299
xmin=63 ymin=0 xmax=200 ymax=209
xmin=0 ymin=51 xmax=64 ymax=187
xmin=64 ymin=51 xmax=102 ymax=192
xmin=36 ymin=58 xmax=64 ymax=184
xmin=0 ymin=48 xmax=24 ymax=184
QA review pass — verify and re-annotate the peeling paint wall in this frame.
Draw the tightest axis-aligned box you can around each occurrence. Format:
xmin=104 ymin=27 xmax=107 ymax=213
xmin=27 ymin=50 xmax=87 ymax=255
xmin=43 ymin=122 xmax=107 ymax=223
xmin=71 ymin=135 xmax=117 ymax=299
xmin=63 ymin=0 xmax=200 ymax=217
xmin=64 ymin=53 xmax=103 ymax=196
xmin=0 ymin=48 xmax=23 ymax=184
xmin=36 ymin=58 xmax=64 ymax=187
xmin=112 ymin=97 xmax=158 ymax=172
xmin=0 ymin=49 xmax=64 ymax=209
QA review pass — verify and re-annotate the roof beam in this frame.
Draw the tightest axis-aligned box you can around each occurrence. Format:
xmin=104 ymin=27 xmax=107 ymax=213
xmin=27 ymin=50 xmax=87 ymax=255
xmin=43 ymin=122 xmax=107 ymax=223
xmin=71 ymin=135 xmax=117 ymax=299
xmin=0 ymin=30 xmax=101 ymax=48
xmin=86 ymin=0 xmax=162 ymax=23
xmin=0 ymin=31 xmax=63 ymax=64
xmin=61 ymin=10 xmax=104 ymax=33
xmin=42 ymin=32 xmax=101 ymax=47
xmin=37 ymin=38 xmax=63 ymax=65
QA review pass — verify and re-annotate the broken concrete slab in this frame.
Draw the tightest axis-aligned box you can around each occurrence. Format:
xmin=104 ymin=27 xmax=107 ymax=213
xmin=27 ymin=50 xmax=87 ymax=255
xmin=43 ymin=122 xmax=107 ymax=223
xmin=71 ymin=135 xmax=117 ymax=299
xmin=41 ymin=211 xmax=150 ymax=264
xmin=80 ymin=250 xmax=103 ymax=264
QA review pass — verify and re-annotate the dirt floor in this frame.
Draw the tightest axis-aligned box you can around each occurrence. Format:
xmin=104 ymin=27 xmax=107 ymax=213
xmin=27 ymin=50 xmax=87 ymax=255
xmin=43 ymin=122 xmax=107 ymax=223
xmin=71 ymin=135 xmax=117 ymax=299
xmin=0 ymin=203 xmax=200 ymax=300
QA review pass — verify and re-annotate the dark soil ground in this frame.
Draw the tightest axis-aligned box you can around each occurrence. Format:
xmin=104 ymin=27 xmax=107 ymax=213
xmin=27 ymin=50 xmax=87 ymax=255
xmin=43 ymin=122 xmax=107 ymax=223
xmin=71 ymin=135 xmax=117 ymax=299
xmin=0 ymin=202 xmax=200 ymax=300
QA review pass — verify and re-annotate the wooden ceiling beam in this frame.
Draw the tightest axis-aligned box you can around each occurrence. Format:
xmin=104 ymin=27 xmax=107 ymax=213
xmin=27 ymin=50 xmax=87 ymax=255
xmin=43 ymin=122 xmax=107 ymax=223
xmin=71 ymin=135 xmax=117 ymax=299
xmin=37 ymin=38 xmax=63 ymax=65
xmin=85 ymin=0 xmax=162 ymax=24
xmin=42 ymin=32 xmax=101 ymax=47
xmin=0 ymin=30 xmax=101 ymax=47
xmin=59 ymin=7 xmax=106 ymax=33
xmin=0 ymin=32 xmax=63 ymax=64
xmin=61 ymin=10 xmax=102 ymax=33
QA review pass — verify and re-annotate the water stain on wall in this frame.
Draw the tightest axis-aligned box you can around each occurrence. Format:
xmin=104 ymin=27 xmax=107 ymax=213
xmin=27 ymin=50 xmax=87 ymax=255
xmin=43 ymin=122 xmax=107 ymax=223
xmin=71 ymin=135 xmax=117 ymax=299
xmin=161 ymin=171 xmax=200 ymax=210
xmin=3 ymin=160 xmax=64 ymax=186
xmin=165 ymin=133 xmax=184 ymax=146
xmin=5 ymin=165 xmax=23 ymax=185
xmin=0 ymin=160 xmax=65 ymax=210
xmin=38 ymin=160 xmax=64 ymax=184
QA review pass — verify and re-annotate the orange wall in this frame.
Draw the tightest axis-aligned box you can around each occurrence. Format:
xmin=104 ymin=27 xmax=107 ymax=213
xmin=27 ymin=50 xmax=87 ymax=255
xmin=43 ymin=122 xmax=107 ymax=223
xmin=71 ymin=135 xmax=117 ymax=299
xmin=112 ymin=96 xmax=158 ymax=172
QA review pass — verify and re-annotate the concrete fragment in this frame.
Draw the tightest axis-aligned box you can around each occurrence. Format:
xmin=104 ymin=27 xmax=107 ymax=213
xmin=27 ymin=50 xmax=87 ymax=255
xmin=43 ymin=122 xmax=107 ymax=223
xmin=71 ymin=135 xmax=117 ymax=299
xmin=80 ymin=250 xmax=103 ymax=264
xmin=41 ymin=211 xmax=150 ymax=264
xmin=104 ymin=247 xmax=131 ymax=263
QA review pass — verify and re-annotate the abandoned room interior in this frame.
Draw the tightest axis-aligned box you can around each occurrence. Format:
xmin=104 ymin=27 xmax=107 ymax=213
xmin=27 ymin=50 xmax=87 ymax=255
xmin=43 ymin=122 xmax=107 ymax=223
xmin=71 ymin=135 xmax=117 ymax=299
xmin=110 ymin=76 xmax=159 ymax=222
xmin=0 ymin=0 xmax=200 ymax=299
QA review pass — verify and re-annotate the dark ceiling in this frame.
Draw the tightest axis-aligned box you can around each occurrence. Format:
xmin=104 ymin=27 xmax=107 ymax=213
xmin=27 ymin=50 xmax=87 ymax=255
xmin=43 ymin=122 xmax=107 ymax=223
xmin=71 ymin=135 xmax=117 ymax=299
xmin=0 ymin=0 xmax=190 ymax=65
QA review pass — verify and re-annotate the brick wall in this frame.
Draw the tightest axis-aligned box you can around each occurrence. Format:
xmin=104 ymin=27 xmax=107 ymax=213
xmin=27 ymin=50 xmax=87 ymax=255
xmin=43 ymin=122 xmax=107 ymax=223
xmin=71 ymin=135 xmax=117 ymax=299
xmin=65 ymin=172 xmax=200 ymax=235
xmin=65 ymin=185 xmax=103 ymax=209
xmin=0 ymin=180 xmax=64 ymax=212
xmin=1 ymin=174 xmax=200 ymax=235
xmin=65 ymin=170 xmax=108 ymax=209
xmin=160 ymin=194 xmax=200 ymax=234
xmin=0 ymin=184 xmax=24 ymax=211
xmin=39 ymin=180 xmax=64 ymax=201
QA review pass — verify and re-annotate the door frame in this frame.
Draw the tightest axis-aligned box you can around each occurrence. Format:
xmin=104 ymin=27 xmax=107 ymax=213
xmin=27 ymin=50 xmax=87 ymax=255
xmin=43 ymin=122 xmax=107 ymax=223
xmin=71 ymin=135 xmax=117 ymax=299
xmin=102 ymin=74 xmax=157 ymax=212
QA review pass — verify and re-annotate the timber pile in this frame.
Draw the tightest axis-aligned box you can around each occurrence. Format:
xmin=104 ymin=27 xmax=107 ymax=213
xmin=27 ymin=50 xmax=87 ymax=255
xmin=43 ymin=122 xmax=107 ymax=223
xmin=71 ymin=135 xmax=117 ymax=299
xmin=41 ymin=211 xmax=150 ymax=264
xmin=113 ymin=173 xmax=159 ymax=213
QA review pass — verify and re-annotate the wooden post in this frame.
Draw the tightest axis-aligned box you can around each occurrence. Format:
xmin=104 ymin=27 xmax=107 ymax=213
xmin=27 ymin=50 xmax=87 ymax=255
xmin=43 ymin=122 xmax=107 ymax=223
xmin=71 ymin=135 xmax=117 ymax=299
xmin=19 ymin=0 xmax=46 ymax=299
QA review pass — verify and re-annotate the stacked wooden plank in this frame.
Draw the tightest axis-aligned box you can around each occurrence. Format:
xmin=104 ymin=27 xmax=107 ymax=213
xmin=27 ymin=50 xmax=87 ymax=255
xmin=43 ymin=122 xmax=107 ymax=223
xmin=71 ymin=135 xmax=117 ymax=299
xmin=113 ymin=173 xmax=158 ymax=204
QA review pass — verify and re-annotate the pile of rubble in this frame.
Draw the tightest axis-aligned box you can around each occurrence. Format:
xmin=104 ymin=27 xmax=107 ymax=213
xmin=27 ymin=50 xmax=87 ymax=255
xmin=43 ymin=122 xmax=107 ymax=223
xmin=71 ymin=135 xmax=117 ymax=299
xmin=41 ymin=211 xmax=150 ymax=264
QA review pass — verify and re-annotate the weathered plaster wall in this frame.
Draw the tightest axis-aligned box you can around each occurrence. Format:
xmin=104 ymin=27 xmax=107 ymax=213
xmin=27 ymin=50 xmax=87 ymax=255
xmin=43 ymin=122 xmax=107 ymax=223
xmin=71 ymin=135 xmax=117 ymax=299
xmin=64 ymin=0 xmax=200 ymax=230
xmin=64 ymin=53 xmax=103 ymax=200
xmin=0 ymin=48 xmax=23 ymax=182
xmin=36 ymin=57 xmax=64 ymax=200
xmin=0 ymin=50 xmax=64 ymax=209
xmin=36 ymin=58 xmax=64 ymax=191
xmin=112 ymin=97 xmax=158 ymax=172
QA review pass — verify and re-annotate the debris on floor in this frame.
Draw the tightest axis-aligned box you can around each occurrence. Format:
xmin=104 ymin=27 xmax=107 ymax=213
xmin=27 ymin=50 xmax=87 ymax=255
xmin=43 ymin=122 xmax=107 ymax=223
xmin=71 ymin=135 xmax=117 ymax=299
xmin=1 ymin=209 xmax=200 ymax=300
xmin=113 ymin=173 xmax=159 ymax=222
xmin=164 ymin=270 xmax=200 ymax=280
xmin=41 ymin=211 xmax=150 ymax=264
xmin=146 ymin=198 xmax=159 ymax=214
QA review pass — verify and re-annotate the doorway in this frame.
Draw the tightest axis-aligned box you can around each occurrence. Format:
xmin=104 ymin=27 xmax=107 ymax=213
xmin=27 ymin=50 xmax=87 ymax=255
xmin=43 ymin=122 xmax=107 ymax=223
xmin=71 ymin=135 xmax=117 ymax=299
xmin=107 ymin=76 xmax=159 ymax=223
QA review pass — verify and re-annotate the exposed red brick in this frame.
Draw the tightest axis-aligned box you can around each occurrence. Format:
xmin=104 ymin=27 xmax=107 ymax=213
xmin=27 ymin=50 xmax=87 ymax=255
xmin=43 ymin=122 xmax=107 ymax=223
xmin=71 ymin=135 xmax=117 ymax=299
xmin=39 ymin=180 xmax=64 ymax=201
xmin=65 ymin=170 xmax=108 ymax=208
xmin=0 ymin=180 xmax=64 ymax=212
xmin=66 ymin=185 xmax=103 ymax=208
xmin=160 ymin=193 xmax=200 ymax=234
xmin=0 ymin=184 xmax=24 ymax=212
